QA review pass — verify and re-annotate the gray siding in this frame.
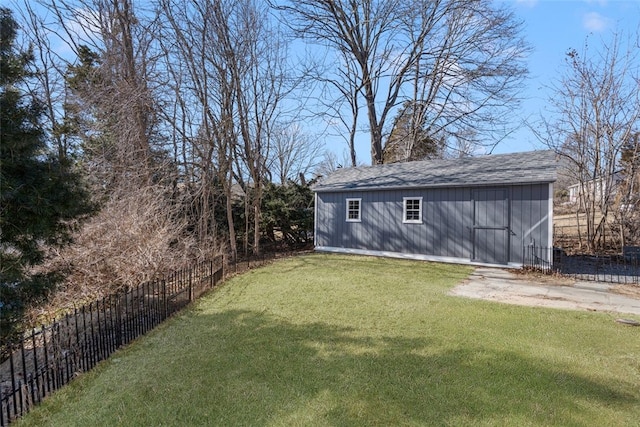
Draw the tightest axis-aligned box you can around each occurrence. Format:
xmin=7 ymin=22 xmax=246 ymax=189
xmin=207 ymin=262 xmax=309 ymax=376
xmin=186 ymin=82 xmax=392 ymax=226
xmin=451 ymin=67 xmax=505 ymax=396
xmin=315 ymin=184 xmax=551 ymax=265
xmin=509 ymin=184 xmax=551 ymax=263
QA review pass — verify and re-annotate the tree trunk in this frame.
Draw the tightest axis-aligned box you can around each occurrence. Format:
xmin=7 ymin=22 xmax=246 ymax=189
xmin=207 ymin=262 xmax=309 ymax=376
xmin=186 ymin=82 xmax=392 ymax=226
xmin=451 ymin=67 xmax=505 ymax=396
xmin=363 ymin=79 xmax=383 ymax=165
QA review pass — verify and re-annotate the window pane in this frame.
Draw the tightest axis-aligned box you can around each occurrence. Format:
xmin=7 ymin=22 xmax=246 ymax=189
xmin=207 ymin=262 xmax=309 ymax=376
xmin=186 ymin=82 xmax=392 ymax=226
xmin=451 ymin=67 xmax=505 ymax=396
xmin=347 ymin=199 xmax=360 ymax=220
xmin=405 ymin=198 xmax=421 ymax=222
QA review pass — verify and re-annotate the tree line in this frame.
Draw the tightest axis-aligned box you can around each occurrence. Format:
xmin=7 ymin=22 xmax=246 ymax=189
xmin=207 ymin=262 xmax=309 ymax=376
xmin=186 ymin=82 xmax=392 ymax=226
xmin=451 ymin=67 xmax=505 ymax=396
xmin=534 ymin=33 xmax=640 ymax=253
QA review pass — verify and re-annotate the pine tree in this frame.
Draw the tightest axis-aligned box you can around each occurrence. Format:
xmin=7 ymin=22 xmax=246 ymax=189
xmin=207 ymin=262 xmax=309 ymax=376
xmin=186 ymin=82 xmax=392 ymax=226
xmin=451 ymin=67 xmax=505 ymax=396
xmin=0 ymin=8 xmax=94 ymax=341
xmin=383 ymin=101 xmax=443 ymax=164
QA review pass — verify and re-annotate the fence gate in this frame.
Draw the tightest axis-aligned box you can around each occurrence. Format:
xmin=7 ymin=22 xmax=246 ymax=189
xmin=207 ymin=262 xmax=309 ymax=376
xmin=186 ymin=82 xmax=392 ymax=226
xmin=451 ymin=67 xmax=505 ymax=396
xmin=472 ymin=188 xmax=510 ymax=265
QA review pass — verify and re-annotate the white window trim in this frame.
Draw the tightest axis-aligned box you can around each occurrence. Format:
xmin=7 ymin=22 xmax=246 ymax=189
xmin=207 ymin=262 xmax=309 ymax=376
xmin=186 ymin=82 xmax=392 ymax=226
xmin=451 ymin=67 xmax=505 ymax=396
xmin=403 ymin=197 xmax=423 ymax=224
xmin=346 ymin=198 xmax=362 ymax=222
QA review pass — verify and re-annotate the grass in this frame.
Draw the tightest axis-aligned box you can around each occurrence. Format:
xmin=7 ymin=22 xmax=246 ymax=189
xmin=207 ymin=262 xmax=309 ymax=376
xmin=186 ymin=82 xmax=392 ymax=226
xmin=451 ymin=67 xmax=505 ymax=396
xmin=16 ymin=254 xmax=640 ymax=426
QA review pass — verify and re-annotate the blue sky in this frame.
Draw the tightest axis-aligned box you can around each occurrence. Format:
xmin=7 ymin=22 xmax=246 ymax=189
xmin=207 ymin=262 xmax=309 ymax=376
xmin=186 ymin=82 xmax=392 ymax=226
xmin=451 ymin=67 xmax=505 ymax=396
xmin=494 ymin=0 xmax=640 ymax=154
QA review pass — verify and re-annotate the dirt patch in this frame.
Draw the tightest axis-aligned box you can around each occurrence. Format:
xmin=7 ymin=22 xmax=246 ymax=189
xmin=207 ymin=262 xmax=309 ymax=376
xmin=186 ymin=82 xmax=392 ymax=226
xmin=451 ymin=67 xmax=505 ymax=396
xmin=515 ymin=268 xmax=640 ymax=299
xmin=513 ymin=269 xmax=576 ymax=286
xmin=612 ymin=283 xmax=640 ymax=299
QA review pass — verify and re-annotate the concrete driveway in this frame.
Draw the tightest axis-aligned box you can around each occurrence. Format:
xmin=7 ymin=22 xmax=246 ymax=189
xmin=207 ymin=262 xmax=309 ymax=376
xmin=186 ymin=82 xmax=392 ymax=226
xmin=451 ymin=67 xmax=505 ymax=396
xmin=450 ymin=267 xmax=640 ymax=317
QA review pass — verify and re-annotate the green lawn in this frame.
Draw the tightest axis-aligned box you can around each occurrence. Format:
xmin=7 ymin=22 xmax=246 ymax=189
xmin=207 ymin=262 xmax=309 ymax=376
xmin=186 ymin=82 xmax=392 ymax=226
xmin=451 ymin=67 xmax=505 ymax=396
xmin=16 ymin=254 xmax=640 ymax=426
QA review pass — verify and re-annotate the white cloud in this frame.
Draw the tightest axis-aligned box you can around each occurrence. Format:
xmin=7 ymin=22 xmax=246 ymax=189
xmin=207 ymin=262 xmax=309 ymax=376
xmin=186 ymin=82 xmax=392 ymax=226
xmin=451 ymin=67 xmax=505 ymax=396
xmin=44 ymin=7 xmax=103 ymax=58
xmin=64 ymin=8 xmax=103 ymax=42
xmin=583 ymin=12 xmax=612 ymax=32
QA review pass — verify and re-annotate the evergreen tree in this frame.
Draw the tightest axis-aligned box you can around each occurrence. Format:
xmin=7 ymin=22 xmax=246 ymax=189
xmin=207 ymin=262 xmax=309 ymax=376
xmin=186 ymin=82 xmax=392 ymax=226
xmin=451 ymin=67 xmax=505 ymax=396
xmin=261 ymin=182 xmax=314 ymax=248
xmin=383 ymin=101 xmax=443 ymax=163
xmin=0 ymin=8 xmax=94 ymax=341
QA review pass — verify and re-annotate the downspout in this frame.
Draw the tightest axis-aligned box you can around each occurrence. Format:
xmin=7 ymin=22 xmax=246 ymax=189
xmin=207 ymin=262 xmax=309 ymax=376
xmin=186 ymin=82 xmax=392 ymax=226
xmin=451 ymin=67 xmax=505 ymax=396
xmin=314 ymin=192 xmax=318 ymax=248
xmin=548 ymin=182 xmax=554 ymax=267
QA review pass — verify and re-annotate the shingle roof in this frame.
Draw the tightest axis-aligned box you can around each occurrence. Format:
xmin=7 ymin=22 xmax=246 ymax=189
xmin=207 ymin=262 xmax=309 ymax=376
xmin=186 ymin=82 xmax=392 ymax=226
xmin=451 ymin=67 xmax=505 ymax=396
xmin=313 ymin=150 xmax=557 ymax=193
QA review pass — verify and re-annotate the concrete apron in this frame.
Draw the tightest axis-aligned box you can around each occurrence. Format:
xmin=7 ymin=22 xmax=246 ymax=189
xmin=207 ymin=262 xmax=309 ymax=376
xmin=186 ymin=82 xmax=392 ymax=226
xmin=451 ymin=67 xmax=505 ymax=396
xmin=450 ymin=267 xmax=640 ymax=316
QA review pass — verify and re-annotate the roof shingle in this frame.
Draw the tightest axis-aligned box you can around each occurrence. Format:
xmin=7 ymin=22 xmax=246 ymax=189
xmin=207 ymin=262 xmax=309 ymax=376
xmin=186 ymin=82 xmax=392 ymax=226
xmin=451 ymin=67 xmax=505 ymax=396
xmin=313 ymin=150 xmax=557 ymax=193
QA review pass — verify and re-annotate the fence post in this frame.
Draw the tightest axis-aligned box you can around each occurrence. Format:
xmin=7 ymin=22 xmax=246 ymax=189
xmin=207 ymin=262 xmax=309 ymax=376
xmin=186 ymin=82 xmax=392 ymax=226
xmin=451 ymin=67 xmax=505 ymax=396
xmin=19 ymin=338 xmax=27 ymax=417
xmin=64 ymin=314 xmax=72 ymax=385
xmin=210 ymin=259 xmax=214 ymax=288
xmin=0 ymin=354 xmax=7 ymax=424
xmin=41 ymin=324 xmax=51 ymax=396
xmin=73 ymin=307 xmax=81 ymax=373
xmin=162 ymin=279 xmax=167 ymax=320
xmin=30 ymin=330 xmax=40 ymax=405
xmin=79 ymin=306 xmax=87 ymax=371
xmin=9 ymin=346 xmax=17 ymax=418
xmin=115 ymin=293 xmax=122 ymax=349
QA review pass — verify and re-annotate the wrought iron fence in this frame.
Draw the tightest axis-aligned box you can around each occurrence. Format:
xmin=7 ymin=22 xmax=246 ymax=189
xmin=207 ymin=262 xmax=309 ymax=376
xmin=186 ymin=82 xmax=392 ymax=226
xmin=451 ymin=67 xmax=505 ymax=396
xmin=523 ymin=245 xmax=640 ymax=284
xmin=0 ymin=256 xmax=224 ymax=426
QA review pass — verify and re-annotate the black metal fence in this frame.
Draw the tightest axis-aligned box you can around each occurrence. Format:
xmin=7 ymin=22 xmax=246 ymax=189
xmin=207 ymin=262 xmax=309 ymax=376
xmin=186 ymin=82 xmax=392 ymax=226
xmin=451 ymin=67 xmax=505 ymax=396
xmin=0 ymin=256 xmax=224 ymax=426
xmin=523 ymin=245 xmax=640 ymax=284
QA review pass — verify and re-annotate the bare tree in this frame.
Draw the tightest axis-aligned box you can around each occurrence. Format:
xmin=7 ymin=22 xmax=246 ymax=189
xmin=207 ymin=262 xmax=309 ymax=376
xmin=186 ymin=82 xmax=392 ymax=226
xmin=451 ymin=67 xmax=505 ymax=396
xmin=267 ymin=124 xmax=323 ymax=184
xmin=232 ymin=0 xmax=296 ymax=255
xmin=534 ymin=33 xmax=640 ymax=252
xmin=446 ymin=126 xmax=482 ymax=158
xmin=158 ymin=0 xmax=296 ymax=256
xmin=272 ymin=0 xmax=529 ymax=164
xmin=17 ymin=2 xmax=74 ymax=161
xmin=405 ymin=0 xmax=529 ymax=157
xmin=314 ymin=150 xmax=358 ymax=178
xmin=315 ymin=50 xmax=363 ymax=167
xmin=27 ymin=0 xmax=159 ymax=186
xmin=157 ymin=0 xmax=233 ymax=255
xmin=14 ymin=0 xmax=202 ymax=300
xmin=617 ymin=132 xmax=640 ymax=247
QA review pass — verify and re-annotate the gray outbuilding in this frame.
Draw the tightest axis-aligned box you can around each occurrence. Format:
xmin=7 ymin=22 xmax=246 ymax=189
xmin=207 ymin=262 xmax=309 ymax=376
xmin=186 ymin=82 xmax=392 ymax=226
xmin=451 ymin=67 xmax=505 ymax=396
xmin=312 ymin=150 xmax=557 ymax=267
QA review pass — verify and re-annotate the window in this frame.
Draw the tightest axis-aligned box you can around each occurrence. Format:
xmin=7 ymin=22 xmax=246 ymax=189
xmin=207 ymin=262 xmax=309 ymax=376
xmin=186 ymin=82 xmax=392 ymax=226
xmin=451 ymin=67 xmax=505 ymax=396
xmin=403 ymin=197 xmax=422 ymax=223
xmin=346 ymin=198 xmax=361 ymax=222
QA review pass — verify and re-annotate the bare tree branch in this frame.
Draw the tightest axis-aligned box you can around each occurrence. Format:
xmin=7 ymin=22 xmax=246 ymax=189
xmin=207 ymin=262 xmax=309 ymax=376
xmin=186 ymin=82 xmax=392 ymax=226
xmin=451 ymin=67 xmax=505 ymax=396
xmin=272 ymin=0 xmax=530 ymax=164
